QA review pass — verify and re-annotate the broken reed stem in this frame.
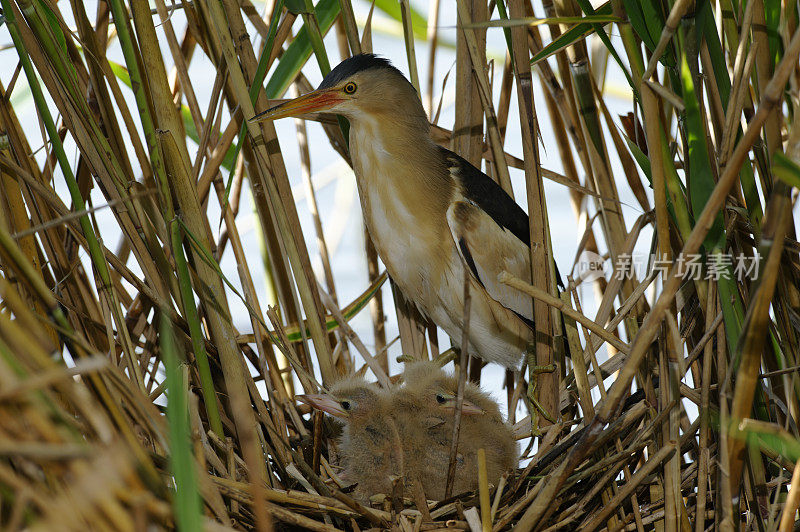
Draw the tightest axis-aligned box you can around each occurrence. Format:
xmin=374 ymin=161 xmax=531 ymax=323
xmin=317 ymin=288 xmax=390 ymax=387
xmin=490 ymin=473 xmax=506 ymax=523
xmin=641 ymin=0 xmax=692 ymax=80
xmin=578 ymin=443 xmax=678 ymax=531
xmin=499 ymin=271 xmax=629 ymax=354
xmin=478 ymin=448 xmax=491 ymax=532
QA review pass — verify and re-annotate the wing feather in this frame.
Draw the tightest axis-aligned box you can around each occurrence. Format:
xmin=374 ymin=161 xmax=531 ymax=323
xmin=446 ymin=200 xmax=534 ymax=325
xmin=438 ymin=147 xmax=530 ymax=246
xmin=440 ymin=147 xmax=566 ymax=292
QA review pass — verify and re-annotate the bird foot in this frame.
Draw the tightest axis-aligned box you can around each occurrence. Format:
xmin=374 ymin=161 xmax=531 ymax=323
xmin=526 ymin=345 xmax=557 ymax=437
xmin=525 ymin=377 xmax=556 ymax=437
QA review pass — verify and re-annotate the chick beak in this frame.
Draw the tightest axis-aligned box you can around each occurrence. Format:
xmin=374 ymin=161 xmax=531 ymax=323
xmin=249 ymin=88 xmax=344 ymax=122
xmin=441 ymin=398 xmax=485 ymax=416
xmin=297 ymin=394 xmax=349 ymax=418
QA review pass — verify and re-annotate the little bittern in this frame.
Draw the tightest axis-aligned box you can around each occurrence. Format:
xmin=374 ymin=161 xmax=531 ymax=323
xmin=392 ymin=362 xmax=484 ymax=498
xmin=439 ymin=377 xmax=519 ymax=487
xmin=396 ymin=362 xmax=518 ymax=498
xmin=299 ymin=378 xmax=403 ymax=501
xmin=253 ymin=54 xmax=557 ymax=402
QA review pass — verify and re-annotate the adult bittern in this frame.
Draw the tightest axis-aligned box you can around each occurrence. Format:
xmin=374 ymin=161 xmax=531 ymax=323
xmin=299 ymin=378 xmax=403 ymax=501
xmin=253 ymin=54 xmax=556 ymax=413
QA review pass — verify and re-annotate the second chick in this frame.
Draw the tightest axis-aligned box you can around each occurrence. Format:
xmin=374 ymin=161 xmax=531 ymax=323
xmin=393 ymin=362 xmax=519 ymax=500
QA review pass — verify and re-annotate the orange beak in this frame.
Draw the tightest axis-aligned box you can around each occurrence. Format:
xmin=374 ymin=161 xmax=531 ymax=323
xmin=249 ymin=88 xmax=345 ymax=122
xmin=297 ymin=394 xmax=349 ymax=418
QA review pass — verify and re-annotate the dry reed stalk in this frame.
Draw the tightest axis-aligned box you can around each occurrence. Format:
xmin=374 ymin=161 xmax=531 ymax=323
xmin=508 ymin=0 xmax=557 ymax=426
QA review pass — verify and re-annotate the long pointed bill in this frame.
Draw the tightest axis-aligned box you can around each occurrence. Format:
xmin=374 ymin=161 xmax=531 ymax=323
xmin=440 ymin=398 xmax=485 ymax=416
xmin=249 ymin=88 xmax=344 ymax=122
xmin=297 ymin=394 xmax=349 ymax=418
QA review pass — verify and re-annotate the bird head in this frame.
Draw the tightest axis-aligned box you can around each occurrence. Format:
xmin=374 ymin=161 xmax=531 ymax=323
xmin=431 ymin=387 xmax=486 ymax=415
xmin=249 ymin=54 xmax=425 ymax=125
xmin=298 ymin=379 xmax=384 ymax=422
xmin=399 ymin=362 xmax=485 ymax=416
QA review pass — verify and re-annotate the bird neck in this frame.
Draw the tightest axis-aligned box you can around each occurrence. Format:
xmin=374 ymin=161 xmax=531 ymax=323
xmin=348 ymin=113 xmax=450 ymax=197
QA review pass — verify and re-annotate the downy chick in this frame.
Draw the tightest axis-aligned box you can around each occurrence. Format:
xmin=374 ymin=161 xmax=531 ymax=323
xmin=398 ymin=362 xmax=518 ymax=498
xmin=392 ymin=361 xmax=483 ymax=499
xmin=299 ymin=377 xmax=403 ymax=501
xmin=443 ymin=376 xmax=519 ymax=487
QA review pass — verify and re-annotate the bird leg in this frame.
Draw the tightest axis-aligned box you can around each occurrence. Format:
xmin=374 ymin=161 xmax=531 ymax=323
xmin=525 ymin=344 xmax=556 ymax=437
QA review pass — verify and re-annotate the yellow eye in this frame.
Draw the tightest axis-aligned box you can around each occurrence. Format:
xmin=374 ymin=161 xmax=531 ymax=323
xmin=343 ymin=82 xmax=357 ymax=94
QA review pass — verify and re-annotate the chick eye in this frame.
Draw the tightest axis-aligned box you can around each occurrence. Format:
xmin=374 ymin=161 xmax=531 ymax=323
xmin=343 ymin=82 xmax=357 ymax=94
xmin=341 ymin=400 xmax=351 ymax=411
xmin=436 ymin=394 xmax=447 ymax=404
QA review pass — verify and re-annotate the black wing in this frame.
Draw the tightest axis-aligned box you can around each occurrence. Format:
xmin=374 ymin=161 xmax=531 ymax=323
xmin=438 ymin=146 xmax=531 ymax=248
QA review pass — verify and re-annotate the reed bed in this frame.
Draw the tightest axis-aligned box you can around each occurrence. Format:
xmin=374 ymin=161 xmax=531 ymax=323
xmin=0 ymin=0 xmax=799 ymax=529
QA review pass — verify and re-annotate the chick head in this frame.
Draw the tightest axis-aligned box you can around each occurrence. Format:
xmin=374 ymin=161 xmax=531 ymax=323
xmin=299 ymin=378 xmax=385 ymax=423
xmin=399 ymin=361 xmax=484 ymax=416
